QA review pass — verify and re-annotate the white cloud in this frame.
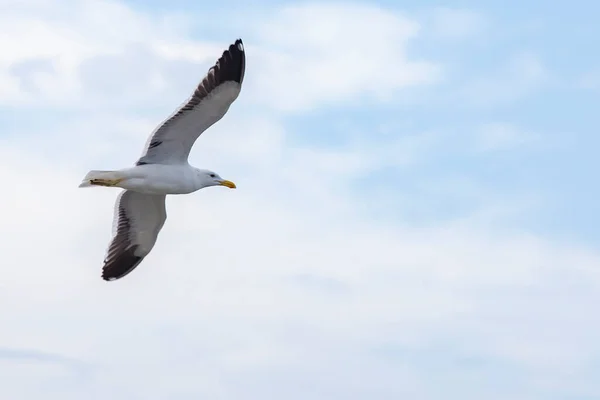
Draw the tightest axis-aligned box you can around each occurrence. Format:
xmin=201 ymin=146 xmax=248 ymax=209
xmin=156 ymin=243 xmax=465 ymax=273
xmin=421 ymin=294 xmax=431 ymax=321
xmin=0 ymin=0 xmax=441 ymax=112
xmin=0 ymin=0 xmax=188 ymax=105
xmin=236 ymin=2 xmax=442 ymax=112
xmin=0 ymin=1 xmax=599 ymax=399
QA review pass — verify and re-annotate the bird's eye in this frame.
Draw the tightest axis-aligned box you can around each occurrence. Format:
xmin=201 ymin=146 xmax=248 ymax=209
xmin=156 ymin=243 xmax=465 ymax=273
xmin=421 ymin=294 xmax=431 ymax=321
xmin=209 ymin=174 xmax=216 ymax=178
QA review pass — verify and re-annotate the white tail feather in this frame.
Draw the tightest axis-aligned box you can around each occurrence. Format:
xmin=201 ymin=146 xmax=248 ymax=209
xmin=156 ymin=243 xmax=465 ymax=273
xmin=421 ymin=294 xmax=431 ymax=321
xmin=78 ymin=170 xmax=123 ymax=188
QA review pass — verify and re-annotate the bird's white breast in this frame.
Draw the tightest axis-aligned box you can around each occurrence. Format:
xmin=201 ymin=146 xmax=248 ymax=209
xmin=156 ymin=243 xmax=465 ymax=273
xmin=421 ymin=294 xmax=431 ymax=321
xmin=120 ymin=164 xmax=199 ymax=195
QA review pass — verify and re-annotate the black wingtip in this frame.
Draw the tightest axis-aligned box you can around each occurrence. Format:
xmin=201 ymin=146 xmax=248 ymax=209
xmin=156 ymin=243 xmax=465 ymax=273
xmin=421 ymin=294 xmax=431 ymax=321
xmin=215 ymin=38 xmax=246 ymax=85
xmin=101 ymin=247 xmax=144 ymax=282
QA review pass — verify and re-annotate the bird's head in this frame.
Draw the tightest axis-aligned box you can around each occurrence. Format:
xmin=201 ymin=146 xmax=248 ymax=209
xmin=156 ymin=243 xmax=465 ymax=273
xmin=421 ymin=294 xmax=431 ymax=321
xmin=196 ymin=169 xmax=236 ymax=189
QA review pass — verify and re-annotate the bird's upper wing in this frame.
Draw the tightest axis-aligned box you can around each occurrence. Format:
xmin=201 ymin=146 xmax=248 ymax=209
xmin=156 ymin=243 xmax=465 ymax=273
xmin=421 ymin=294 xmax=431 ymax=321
xmin=102 ymin=190 xmax=167 ymax=281
xmin=136 ymin=38 xmax=246 ymax=166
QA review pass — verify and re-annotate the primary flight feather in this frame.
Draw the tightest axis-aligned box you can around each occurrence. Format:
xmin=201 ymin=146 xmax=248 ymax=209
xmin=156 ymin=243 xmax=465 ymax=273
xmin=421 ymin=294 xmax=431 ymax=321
xmin=79 ymin=38 xmax=246 ymax=282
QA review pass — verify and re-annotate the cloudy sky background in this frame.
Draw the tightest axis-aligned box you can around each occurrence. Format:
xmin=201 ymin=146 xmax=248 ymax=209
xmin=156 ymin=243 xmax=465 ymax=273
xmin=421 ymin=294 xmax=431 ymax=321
xmin=1 ymin=0 xmax=599 ymax=398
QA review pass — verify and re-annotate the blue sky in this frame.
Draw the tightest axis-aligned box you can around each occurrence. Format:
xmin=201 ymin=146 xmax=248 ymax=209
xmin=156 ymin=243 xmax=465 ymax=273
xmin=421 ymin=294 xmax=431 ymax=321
xmin=0 ymin=0 xmax=599 ymax=399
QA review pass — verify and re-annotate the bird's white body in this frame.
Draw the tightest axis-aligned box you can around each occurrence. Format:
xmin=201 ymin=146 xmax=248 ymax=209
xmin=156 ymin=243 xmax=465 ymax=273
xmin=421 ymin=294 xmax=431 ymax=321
xmin=80 ymin=164 xmax=209 ymax=195
xmin=121 ymin=164 xmax=200 ymax=194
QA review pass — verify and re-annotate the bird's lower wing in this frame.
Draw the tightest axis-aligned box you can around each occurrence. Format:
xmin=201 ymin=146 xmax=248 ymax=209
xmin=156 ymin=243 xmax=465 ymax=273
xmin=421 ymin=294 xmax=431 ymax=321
xmin=102 ymin=190 xmax=167 ymax=281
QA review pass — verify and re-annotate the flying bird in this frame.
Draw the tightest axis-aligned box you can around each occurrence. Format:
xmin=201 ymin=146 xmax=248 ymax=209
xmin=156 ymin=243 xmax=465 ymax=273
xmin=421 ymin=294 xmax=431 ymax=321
xmin=79 ymin=38 xmax=246 ymax=281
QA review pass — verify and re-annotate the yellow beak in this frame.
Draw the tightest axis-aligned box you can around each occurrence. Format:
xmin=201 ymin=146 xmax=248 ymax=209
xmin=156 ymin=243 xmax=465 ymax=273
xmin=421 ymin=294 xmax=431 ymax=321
xmin=219 ymin=179 xmax=236 ymax=189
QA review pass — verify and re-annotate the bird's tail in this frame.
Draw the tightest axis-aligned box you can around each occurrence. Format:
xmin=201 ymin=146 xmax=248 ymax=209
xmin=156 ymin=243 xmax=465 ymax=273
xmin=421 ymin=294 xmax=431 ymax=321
xmin=78 ymin=170 xmax=126 ymax=188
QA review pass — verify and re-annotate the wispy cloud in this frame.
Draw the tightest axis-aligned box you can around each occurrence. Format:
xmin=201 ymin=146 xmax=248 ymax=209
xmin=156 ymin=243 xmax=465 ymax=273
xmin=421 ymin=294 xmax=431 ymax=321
xmin=473 ymin=122 xmax=541 ymax=151
xmin=457 ymin=52 xmax=549 ymax=107
xmin=429 ymin=7 xmax=488 ymax=40
xmin=246 ymin=3 xmax=442 ymax=112
xmin=578 ymin=68 xmax=600 ymax=89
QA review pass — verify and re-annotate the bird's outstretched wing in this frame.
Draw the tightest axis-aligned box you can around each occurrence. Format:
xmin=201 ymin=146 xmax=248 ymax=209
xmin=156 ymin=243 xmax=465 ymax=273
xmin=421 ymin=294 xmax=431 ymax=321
xmin=102 ymin=190 xmax=167 ymax=281
xmin=136 ymin=38 xmax=246 ymax=166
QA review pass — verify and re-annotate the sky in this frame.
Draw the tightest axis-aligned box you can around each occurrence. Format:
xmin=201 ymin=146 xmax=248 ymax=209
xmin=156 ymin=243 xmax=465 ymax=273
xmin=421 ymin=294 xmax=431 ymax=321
xmin=0 ymin=0 xmax=599 ymax=398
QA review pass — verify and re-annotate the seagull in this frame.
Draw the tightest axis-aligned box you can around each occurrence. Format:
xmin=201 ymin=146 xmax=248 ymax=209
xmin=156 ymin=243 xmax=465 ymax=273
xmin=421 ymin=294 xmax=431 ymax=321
xmin=79 ymin=38 xmax=246 ymax=282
